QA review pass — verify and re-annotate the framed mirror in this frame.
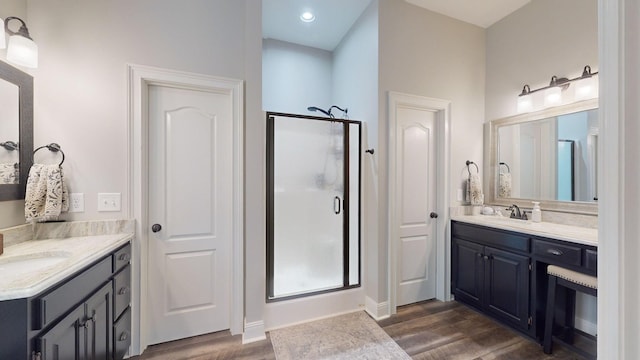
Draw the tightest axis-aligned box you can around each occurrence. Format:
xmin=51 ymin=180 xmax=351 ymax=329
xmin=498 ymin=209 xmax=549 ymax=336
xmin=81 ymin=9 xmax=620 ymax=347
xmin=0 ymin=60 xmax=33 ymax=201
xmin=485 ymin=99 xmax=598 ymax=214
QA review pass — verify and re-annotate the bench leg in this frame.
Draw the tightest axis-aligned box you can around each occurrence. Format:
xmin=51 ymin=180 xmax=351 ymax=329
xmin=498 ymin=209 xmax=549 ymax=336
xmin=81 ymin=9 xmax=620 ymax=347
xmin=543 ymin=274 xmax=557 ymax=354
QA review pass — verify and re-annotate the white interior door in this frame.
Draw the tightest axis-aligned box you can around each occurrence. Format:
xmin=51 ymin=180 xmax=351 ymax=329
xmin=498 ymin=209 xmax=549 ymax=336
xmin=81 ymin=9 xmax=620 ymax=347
xmin=147 ymin=84 xmax=232 ymax=345
xmin=395 ymin=107 xmax=437 ymax=306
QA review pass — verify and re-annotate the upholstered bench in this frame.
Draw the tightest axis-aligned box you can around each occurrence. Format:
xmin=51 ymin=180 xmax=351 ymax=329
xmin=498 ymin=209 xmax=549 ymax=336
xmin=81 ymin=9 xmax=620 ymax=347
xmin=543 ymin=265 xmax=597 ymax=359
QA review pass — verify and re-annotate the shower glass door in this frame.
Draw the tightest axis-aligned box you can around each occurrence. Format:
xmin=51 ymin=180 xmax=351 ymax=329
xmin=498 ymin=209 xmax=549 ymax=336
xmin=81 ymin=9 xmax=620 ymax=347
xmin=267 ymin=112 xmax=361 ymax=301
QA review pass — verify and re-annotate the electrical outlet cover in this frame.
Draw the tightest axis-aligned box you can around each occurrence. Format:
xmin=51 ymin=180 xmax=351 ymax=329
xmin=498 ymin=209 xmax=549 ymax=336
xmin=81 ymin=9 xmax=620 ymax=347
xmin=69 ymin=193 xmax=85 ymax=213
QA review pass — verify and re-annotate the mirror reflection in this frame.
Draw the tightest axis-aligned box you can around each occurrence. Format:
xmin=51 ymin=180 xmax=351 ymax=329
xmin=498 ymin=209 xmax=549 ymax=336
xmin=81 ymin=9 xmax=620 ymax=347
xmin=0 ymin=79 xmax=20 ymax=185
xmin=497 ymin=108 xmax=598 ymax=202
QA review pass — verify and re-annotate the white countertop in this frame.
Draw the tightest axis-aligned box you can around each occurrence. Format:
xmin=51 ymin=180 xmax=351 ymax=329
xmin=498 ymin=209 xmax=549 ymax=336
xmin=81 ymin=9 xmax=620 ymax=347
xmin=0 ymin=233 xmax=133 ymax=301
xmin=451 ymin=215 xmax=598 ymax=247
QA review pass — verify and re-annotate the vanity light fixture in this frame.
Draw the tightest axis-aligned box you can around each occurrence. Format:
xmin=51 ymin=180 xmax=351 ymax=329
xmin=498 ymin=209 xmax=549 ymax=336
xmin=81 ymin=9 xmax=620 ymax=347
xmin=517 ymin=65 xmax=598 ymax=113
xmin=4 ymin=16 xmax=38 ymax=68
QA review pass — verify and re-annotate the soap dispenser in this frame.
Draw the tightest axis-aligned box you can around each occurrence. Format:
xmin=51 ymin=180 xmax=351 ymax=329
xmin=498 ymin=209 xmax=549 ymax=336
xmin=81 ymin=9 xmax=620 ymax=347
xmin=531 ymin=201 xmax=542 ymax=223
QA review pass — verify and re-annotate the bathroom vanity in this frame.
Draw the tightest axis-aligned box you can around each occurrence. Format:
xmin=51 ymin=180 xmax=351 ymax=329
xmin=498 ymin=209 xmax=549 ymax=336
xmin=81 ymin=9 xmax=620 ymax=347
xmin=451 ymin=216 xmax=597 ymax=342
xmin=0 ymin=221 xmax=133 ymax=360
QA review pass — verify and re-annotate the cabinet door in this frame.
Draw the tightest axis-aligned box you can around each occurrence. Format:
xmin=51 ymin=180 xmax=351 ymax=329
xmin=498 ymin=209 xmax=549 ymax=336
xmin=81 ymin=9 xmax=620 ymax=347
xmin=484 ymin=246 xmax=530 ymax=331
xmin=452 ymin=238 xmax=484 ymax=308
xmin=38 ymin=305 xmax=85 ymax=360
xmin=85 ymin=283 xmax=113 ymax=360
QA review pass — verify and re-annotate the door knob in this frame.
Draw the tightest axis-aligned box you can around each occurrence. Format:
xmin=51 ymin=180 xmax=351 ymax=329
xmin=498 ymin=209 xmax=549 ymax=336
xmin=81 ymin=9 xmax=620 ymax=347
xmin=430 ymin=212 xmax=438 ymax=219
xmin=151 ymin=224 xmax=162 ymax=233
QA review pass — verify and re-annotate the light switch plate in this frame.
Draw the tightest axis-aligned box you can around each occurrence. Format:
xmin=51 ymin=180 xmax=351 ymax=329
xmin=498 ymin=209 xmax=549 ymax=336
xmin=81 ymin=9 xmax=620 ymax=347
xmin=69 ymin=193 xmax=85 ymax=213
xmin=98 ymin=193 xmax=121 ymax=212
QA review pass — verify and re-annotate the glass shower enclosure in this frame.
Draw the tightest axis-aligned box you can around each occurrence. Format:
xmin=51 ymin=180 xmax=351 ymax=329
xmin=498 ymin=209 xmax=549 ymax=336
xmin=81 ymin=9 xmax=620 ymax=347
xmin=267 ymin=112 xmax=361 ymax=301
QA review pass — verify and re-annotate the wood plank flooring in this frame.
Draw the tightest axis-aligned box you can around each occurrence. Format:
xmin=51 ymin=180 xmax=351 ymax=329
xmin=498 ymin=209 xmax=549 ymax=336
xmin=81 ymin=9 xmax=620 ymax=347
xmin=129 ymin=300 xmax=586 ymax=359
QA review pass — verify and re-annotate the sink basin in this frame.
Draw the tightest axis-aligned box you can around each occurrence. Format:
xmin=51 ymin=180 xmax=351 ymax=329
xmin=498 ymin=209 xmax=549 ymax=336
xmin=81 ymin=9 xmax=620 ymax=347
xmin=484 ymin=216 xmax=532 ymax=226
xmin=0 ymin=251 xmax=72 ymax=276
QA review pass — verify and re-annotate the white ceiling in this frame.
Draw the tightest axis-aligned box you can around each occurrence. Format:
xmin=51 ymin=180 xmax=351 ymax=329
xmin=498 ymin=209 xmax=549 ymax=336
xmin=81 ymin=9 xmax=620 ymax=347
xmin=405 ymin=0 xmax=531 ymax=28
xmin=262 ymin=0 xmax=531 ymax=51
xmin=263 ymin=0 xmax=374 ymax=51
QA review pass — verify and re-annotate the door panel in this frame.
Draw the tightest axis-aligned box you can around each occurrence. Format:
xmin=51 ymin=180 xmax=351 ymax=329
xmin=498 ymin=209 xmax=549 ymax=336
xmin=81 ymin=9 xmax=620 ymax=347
xmin=85 ymin=283 xmax=112 ymax=360
xmin=485 ymin=246 xmax=530 ymax=330
xmin=452 ymin=238 xmax=483 ymax=307
xmin=396 ymin=107 xmax=437 ymax=306
xmin=148 ymin=85 xmax=232 ymax=344
xmin=39 ymin=305 xmax=84 ymax=360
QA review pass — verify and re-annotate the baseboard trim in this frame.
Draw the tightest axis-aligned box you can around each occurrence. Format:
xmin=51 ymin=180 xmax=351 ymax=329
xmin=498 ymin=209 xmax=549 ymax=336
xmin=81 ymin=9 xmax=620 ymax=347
xmin=575 ymin=316 xmax=597 ymax=336
xmin=242 ymin=320 xmax=266 ymax=344
xmin=365 ymin=297 xmax=390 ymax=320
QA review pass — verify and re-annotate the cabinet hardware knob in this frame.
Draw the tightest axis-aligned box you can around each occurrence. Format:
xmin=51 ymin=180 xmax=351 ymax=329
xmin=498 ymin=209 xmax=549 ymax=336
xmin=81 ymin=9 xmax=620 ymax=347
xmin=152 ymin=223 xmax=162 ymax=233
xmin=484 ymin=255 xmax=489 ymax=260
xmin=547 ymin=249 xmax=563 ymax=256
xmin=118 ymin=253 xmax=130 ymax=261
xmin=430 ymin=212 xmax=438 ymax=219
xmin=118 ymin=286 xmax=129 ymax=295
xmin=477 ymin=253 xmax=483 ymax=258
xmin=119 ymin=332 xmax=129 ymax=341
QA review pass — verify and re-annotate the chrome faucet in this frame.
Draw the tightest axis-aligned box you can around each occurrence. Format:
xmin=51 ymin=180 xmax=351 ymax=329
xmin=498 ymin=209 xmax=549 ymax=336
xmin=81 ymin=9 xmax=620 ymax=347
xmin=507 ymin=204 xmax=524 ymax=219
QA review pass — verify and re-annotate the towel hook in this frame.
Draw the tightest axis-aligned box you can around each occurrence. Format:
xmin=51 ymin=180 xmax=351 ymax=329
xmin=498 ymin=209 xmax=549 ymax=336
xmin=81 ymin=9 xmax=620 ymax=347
xmin=499 ymin=162 xmax=511 ymax=173
xmin=33 ymin=143 xmax=65 ymax=166
xmin=465 ymin=160 xmax=479 ymax=176
xmin=0 ymin=141 xmax=19 ymax=151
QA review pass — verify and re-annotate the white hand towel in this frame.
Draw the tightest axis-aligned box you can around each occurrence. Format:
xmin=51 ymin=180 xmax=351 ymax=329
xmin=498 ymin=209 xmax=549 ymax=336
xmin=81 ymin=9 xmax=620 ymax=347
xmin=467 ymin=173 xmax=484 ymax=205
xmin=25 ymin=164 xmax=69 ymax=222
xmin=0 ymin=163 xmax=18 ymax=184
xmin=499 ymin=172 xmax=512 ymax=198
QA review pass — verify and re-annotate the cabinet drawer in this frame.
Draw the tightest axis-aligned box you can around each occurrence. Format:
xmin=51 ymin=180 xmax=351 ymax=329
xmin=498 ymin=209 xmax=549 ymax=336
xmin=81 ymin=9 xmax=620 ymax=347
xmin=113 ymin=266 xmax=131 ymax=319
xmin=113 ymin=307 xmax=131 ymax=360
xmin=113 ymin=243 xmax=131 ymax=273
xmin=452 ymin=222 xmax=530 ymax=253
xmin=533 ymin=239 xmax=582 ymax=266
xmin=35 ymin=256 xmax=112 ymax=330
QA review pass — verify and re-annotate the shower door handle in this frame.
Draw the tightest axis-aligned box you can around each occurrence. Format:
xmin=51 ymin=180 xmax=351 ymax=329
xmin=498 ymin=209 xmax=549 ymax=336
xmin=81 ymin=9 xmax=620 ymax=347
xmin=334 ymin=196 xmax=341 ymax=215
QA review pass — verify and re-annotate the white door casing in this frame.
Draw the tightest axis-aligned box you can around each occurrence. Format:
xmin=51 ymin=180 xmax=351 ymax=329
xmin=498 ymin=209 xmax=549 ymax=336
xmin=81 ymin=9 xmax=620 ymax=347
xmin=147 ymin=85 xmax=232 ymax=344
xmin=388 ymin=92 xmax=451 ymax=313
xmin=395 ymin=107 xmax=437 ymax=306
xmin=128 ymin=64 xmax=243 ymax=355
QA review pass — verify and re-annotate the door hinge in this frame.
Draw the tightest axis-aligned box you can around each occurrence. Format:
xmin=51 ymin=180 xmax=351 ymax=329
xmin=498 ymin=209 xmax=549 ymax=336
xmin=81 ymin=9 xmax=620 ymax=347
xmin=32 ymin=351 xmax=42 ymax=360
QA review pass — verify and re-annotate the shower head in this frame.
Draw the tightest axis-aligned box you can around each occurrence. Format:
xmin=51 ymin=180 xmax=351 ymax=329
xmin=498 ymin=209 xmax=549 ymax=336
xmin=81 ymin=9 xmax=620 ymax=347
xmin=329 ymin=105 xmax=348 ymax=118
xmin=307 ymin=106 xmax=333 ymax=118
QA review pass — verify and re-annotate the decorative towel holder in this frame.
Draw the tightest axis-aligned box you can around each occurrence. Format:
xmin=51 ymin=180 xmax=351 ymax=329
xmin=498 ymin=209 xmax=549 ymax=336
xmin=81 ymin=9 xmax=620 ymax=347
xmin=465 ymin=160 xmax=479 ymax=176
xmin=499 ymin=162 xmax=511 ymax=173
xmin=0 ymin=141 xmax=19 ymax=151
xmin=33 ymin=143 xmax=65 ymax=166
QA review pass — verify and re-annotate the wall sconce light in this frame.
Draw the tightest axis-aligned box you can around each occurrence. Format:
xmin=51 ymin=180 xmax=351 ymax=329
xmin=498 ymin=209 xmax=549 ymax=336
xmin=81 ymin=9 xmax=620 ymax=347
xmin=4 ymin=16 xmax=38 ymax=68
xmin=517 ymin=65 xmax=598 ymax=113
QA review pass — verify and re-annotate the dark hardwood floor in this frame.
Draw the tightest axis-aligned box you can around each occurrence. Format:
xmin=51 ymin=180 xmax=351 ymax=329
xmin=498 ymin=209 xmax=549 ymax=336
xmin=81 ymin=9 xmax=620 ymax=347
xmin=130 ymin=300 xmax=585 ymax=359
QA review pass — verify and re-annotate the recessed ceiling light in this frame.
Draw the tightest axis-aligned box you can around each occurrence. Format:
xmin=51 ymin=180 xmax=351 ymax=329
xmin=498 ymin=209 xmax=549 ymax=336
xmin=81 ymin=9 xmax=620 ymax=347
xmin=300 ymin=11 xmax=315 ymax=22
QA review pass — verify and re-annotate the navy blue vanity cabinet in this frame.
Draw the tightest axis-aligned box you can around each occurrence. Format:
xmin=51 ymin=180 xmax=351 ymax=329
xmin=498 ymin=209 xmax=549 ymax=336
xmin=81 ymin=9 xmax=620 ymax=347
xmin=0 ymin=241 xmax=131 ymax=360
xmin=451 ymin=221 xmax=533 ymax=335
xmin=37 ymin=282 xmax=113 ymax=360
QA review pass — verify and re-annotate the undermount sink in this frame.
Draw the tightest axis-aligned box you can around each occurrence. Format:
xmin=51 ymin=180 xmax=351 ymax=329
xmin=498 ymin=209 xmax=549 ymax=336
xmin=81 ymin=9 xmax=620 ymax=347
xmin=485 ymin=216 xmax=533 ymax=225
xmin=0 ymin=251 xmax=72 ymax=277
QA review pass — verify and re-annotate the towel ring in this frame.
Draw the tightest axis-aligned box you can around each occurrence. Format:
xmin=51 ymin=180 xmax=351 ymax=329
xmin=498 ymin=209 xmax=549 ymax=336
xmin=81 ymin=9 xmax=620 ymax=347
xmin=466 ymin=160 xmax=479 ymax=176
xmin=33 ymin=143 xmax=65 ymax=166
xmin=499 ymin=162 xmax=511 ymax=173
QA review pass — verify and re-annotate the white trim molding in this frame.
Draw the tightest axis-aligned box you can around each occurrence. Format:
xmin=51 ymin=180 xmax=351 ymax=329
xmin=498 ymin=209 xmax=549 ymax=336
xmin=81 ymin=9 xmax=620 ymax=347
xmin=387 ymin=91 xmax=451 ymax=315
xmin=242 ymin=320 xmax=267 ymax=344
xmin=127 ymin=64 xmax=244 ymax=355
xmin=365 ymin=296 xmax=390 ymax=320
